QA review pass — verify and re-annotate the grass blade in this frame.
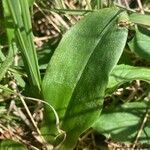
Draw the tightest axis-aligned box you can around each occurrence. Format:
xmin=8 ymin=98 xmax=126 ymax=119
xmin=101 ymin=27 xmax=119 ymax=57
xmin=6 ymin=0 xmax=41 ymax=95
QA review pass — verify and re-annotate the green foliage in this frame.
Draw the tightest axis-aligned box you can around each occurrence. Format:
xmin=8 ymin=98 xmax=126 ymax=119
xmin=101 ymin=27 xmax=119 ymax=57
xmin=37 ymin=45 xmax=54 ymax=70
xmin=93 ymin=101 xmax=150 ymax=147
xmin=129 ymin=26 xmax=150 ymax=60
xmin=129 ymin=13 xmax=150 ymax=27
xmin=0 ymin=140 xmax=26 ymax=150
xmin=0 ymin=46 xmax=14 ymax=81
xmin=2 ymin=0 xmax=14 ymax=43
xmin=5 ymin=0 xmax=41 ymax=96
xmin=0 ymin=84 xmax=14 ymax=94
xmin=42 ymin=8 xmax=128 ymax=149
xmin=0 ymin=0 xmax=150 ymax=149
xmin=0 ymin=47 xmax=5 ymax=61
xmin=27 ymin=0 xmax=35 ymax=6
xmin=107 ymin=64 xmax=150 ymax=93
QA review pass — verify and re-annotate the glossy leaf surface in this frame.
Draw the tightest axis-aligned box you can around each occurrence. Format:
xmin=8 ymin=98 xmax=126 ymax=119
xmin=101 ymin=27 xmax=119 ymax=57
xmin=42 ymin=8 xmax=128 ymax=149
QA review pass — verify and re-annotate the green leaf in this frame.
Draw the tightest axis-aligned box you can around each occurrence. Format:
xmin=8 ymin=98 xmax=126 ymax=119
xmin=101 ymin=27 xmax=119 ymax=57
xmin=0 ymin=45 xmax=14 ymax=81
xmin=0 ymin=140 xmax=26 ymax=150
xmin=28 ymin=0 xmax=34 ymax=7
xmin=93 ymin=101 xmax=150 ymax=147
xmin=0 ymin=47 xmax=6 ymax=62
xmin=0 ymin=84 xmax=14 ymax=94
xmin=107 ymin=64 xmax=150 ymax=93
xmin=5 ymin=0 xmax=41 ymax=96
xmin=128 ymin=26 xmax=150 ymax=60
xmin=12 ymin=72 xmax=26 ymax=88
xmin=42 ymin=8 xmax=128 ymax=149
xmin=2 ymin=0 xmax=14 ymax=43
xmin=129 ymin=13 xmax=150 ymax=27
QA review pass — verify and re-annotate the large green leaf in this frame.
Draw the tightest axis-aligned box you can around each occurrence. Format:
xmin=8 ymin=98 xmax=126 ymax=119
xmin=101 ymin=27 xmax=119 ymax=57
xmin=107 ymin=64 xmax=150 ymax=93
xmin=42 ymin=8 xmax=128 ymax=149
xmin=129 ymin=26 xmax=150 ymax=60
xmin=93 ymin=101 xmax=150 ymax=148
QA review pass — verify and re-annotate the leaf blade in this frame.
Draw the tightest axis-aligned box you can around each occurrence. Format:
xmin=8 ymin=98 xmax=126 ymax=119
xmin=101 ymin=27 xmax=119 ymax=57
xmin=42 ymin=8 xmax=128 ymax=148
xmin=107 ymin=64 xmax=150 ymax=93
xmin=6 ymin=0 xmax=41 ymax=95
xmin=129 ymin=13 xmax=150 ymax=27
xmin=129 ymin=26 xmax=150 ymax=60
xmin=93 ymin=101 xmax=150 ymax=147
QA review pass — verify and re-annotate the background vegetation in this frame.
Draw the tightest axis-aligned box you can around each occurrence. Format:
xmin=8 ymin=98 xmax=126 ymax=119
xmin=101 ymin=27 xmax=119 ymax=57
xmin=0 ymin=0 xmax=150 ymax=149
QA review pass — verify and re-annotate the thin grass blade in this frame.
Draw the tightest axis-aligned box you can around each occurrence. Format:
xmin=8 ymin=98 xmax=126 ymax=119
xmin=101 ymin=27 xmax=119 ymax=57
xmin=6 ymin=0 xmax=41 ymax=95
